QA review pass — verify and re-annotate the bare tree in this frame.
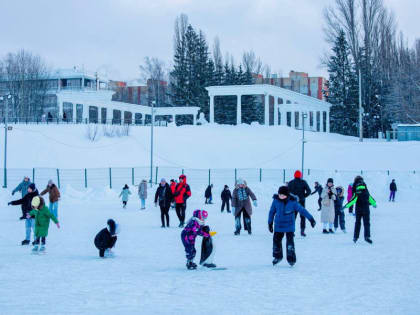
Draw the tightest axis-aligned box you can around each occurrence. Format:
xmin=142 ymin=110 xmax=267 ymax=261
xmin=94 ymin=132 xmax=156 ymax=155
xmin=242 ymin=50 xmax=263 ymax=75
xmin=139 ymin=57 xmax=167 ymax=107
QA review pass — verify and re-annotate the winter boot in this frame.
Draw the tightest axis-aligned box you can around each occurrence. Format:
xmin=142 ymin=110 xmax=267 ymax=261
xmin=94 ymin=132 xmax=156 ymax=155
xmin=272 ymin=258 xmax=282 ymax=266
xmin=301 ymin=231 xmax=306 ymax=237
xmin=342 ymin=229 xmax=347 ymax=234
xmin=353 ymin=238 xmax=358 ymax=243
xmin=329 ymin=229 xmax=334 ymax=234
xmin=234 ymin=230 xmax=240 ymax=236
xmin=186 ymin=260 xmax=197 ymax=270
xmin=286 ymin=245 xmax=296 ymax=266
xmin=365 ymin=237 xmax=373 ymax=244
xmin=323 ymin=229 xmax=329 ymax=234
xmin=21 ymin=240 xmax=30 ymax=245
xmin=39 ymin=245 xmax=46 ymax=252
xmin=32 ymin=245 xmax=39 ymax=252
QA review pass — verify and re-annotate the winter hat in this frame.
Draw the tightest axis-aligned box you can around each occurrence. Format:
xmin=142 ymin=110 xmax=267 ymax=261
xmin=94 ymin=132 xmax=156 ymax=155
xmin=327 ymin=178 xmax=334 ymax=184
xmin=179 ymin=174 xmax=186 ymax=181
xmin=123 ymin=184 xmax=129 ymax=189
xmin=294 ymin=170 xmax=302 ymax=179
xmin=160 ymin=178 xmax=166 ymax=183
xmin=107 ymin=219 xmax=118 ymax=235
xmin=31 ymin=196 xmax=41 ymax=208
xmin=224 ymin=185 xmax=229 ymax=189
xmin=170 ymin=179 xmax=175 ymax=183
xmin=48 ymin=180 xmax=53 ymax=186
xmin=278 ymin=186 xmax=289 ymax=196
xmin=28 ymin=183 xmax=36 ymax=191
xmin=193 ymin=209 xmax=208 ymax=221
xmin=237 ymin=178 xmax=245 ymax=185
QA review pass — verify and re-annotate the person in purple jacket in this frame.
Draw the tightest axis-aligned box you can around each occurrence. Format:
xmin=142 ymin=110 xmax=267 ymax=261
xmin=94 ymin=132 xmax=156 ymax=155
xmin=268 ymin=186 xmax=316 ymax=266
xmin=181 ymin=209 xmax=210 ymax=270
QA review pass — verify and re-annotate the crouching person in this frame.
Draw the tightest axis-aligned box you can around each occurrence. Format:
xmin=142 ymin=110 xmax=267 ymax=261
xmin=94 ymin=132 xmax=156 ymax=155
xmin=94 ymin=219 xmax=119 ymax=258
xmin=268 ymin=186 xmax=316 ymax=266
xmin=30 ymin=196 xmax=60 ymax=253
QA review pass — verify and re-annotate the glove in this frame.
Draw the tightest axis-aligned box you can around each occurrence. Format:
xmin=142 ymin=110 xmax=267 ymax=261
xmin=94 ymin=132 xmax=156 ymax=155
xmin=253 ymin=200 xmax=257 ymax=207
xmin=56 ymin=223 xmax=60 ymax=229
xmin=7 ymin=202 xmax=11 ymax=206
xmin=373 ymin=204 xmax=377 ymax=208
xmin=310 ymin=218 xmax=316 ymax=228
xmin=268 ymin=223 xmax=273 ymax=233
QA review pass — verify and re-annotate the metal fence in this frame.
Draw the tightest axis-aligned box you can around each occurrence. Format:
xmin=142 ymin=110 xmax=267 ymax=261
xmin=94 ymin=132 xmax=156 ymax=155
xmin=1 ymin=166 xmax=418 ymax=192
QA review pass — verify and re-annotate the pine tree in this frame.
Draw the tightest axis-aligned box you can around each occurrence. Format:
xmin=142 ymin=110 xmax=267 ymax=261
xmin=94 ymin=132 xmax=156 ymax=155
xmin=326 ymin=30 xmax=359 ymax=136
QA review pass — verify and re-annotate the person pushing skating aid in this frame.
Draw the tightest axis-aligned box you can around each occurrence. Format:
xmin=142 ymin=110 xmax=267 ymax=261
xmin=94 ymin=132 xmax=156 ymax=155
xmin=94 ymin=219 xmax=119 ymax=258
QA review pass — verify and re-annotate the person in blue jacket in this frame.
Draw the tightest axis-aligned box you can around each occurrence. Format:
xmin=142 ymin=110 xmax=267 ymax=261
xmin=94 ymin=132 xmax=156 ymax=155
xmin=268 ymin=186 xmax=316 ymax=266
xmin=12 ymin=176 xmax=32 ymax=220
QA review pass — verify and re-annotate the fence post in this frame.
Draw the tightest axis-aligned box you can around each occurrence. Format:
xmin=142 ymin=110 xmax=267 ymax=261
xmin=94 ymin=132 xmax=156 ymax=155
xmin=283 ymin=169 xmax=286 ymax=183
xmin=109 ymin=168 xmax=112 ymax=189
xmin=308 ymin=169 xmax=310 ymax=176
xmin=234 ymin=168 xmax=237 ymax=184
xmin=84 ymin=169 xmax=87 ymax=188
xmin=155 ymin=166 xmax=158 ymax=185
xmin=132 ymin=168 xmax=134 ymax=186
xmin=208 ymin=169 xmax=211 ymax=186
xmin=259 ymin=168 xmax=262 ymax=182
xmin=182 ymin=168 xmax=184 ymax=175
xmin=56 ymin=169 xmax=60 ymax=189
xmin=387 ymin=170 xmax=389 ymax=176
xmin=361 ymin=170 xmax=363 ymax=175
xmin=32 ymin=168 xmax=35 ymax=184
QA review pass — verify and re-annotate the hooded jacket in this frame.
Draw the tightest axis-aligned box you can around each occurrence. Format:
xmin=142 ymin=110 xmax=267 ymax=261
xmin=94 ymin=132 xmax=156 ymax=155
xmin=12 ymin=179 xmax=32 ymax=198
xmin=154 ymin=183 xmax=173 ymax=208
xmin=268 ymin=195 xmax=314 ymax=232
xmin=10 ymin=189 xmax=39 ymax=217
xmin=41 ymin=184 xmax=61 ymax=203
xmin=344 ymin=183 xmax=376 ymax=213
xmin=29 ymin=203 xmax=59 ymax=237
xmin=288 ymin=178 xmax=311 ymax=203
xmin=94 ymin=220 xmax=118 ymax=250
xmin=174 ymin=175 xmax=191 ymax=204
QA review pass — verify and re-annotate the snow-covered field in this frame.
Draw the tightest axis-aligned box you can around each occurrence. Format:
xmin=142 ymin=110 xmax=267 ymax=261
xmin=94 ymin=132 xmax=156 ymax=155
xmin=1 ymin=183 xmax=420 ymax=315
xmin=1 ymin=124 xmax=420 ymax=314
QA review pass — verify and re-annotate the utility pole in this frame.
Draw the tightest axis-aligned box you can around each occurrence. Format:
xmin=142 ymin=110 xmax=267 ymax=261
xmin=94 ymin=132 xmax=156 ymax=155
xmin=301 ymin=112 xmax=307 ymax=177
xmin=150 ymin=100 xmax=155 ymax=188
xmin=359 ymin=69 xmax=363 ymax=142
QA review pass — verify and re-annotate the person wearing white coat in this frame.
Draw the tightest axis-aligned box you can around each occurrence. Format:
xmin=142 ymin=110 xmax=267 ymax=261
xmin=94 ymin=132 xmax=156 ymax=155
xmin=320 ymin=178 xmax=336 ymax=234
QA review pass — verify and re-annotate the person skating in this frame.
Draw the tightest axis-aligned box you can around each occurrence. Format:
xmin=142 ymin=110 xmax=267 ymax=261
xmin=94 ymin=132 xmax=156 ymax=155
xmin=311 ymin=181 xmax=323 ymax=211
xmin=94 ymin=219 xmax=119 ymax=258
xmin=231 ymin=178 xmax=257 ymax=235
xmin=268 ymin=186 xmax=316 ymax=266
xmin=40 ymin=180 xmax=61 ymax=218
xmin=205 ymin=184 xmax=213 ymax=204
xmin=221 ymin=185 xmax=232 ymax=213
xmin=343 ymin=176 xmax=377 ymax=244
xmin=389 ymin=179 xmax=397 ymax=202
xmin=154 ymin=178 xmax=173 ymax=228
xmin=174 ymin=175 xmax=191 ymax=228
xmin=181 ymin=210 xmax=210 ymax=269
xmin=347 ymin=183 xmax=354 ymax=215
xmin=170 ymin=179 xmax=177 ymax=209
xmin=12 ymin=176 xmax=32 ymax=220
xmin=334 ymin=186 xmax=346 ymax=233
xmin=287 ymin=170 xmax=312 ymax=237
xmin=8 ymin=183 xmax=39 ymax=245
xmin=321 ymin=178 xmax=336 ymax=233
xmin=29 ymin=196 xmax=60 ymax=252
xmin=138 ymin=179 xmax=148 ymax=210
xmin=119 ymin=184 xmax=131 ymax=208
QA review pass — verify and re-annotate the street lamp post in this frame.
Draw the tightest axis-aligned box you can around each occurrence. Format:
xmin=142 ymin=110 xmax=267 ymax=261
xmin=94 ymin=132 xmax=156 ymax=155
xmin=301 ymin=112 xmax=308 ymax=177
xmin=358 ymin=69 xmax=363 ymax=142
xmin=2 ymin=94 xmax=11 ymax=188
xmin=150 ymin=100 xmax=155 ymax=187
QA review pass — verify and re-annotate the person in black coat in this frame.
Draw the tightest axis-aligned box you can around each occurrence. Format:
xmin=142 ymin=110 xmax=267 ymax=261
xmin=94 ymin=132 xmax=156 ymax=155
xmin=389 ymin=179 xmax=397 ymax=202
xmin=205 ymin=184 xmax=213 ymax=204
xmin=221 ymin=185 xmax=232 ymax=213
xmin=154 ymin=178 xmax=173 ymax=228
xmin=287 ymin=170 xmax=312 ymax=237
xmin=94 ymin=219 xmax=118 ymax=258
xmin=8 ymin=183 xmax=39 ymax=245
xmin=311 ymin=181 xmax=323 ymax=211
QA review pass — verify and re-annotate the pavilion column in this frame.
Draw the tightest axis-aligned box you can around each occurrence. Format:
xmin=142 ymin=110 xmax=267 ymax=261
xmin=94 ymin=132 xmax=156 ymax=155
xmin=72 ymin=103 xmax=76 ymax=123
xmin=209 ymin=94 xmax=215 ymax=123
xmin=264 ymin=93 xmax=269 ymax=125
xmin=274 ymin=98 xmax=279 ymax=125
xmin=106 ymin=107 xmax=112 ymax=124
xmin=320 ymin=111 xmax=324 ymax=132
xmin=291 ymin=109 xmax=296 ymax=128
xmin=236 ymin=94 xmax=242 ymax=125
xmin=82 ymin=104 xmax=88 ymax=122
xmin=326 ymin=111 xmax=330 ymax=133
xmin=172 ymin=115 xmax=175 ymax=125
xmin=193 ymin=114 xmax=197 ymax=125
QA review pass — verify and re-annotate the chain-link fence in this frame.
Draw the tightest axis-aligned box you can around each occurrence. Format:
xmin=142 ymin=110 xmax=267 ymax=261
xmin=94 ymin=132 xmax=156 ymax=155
xmin=1 ymin=167 xmax=418 ymax=192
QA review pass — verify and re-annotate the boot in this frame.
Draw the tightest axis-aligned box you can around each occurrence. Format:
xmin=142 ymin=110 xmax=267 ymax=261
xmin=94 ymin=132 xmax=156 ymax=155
xmin=353 ymin=238 xmax=358 ymax=243
xmin=32 ymin=245 xmax=39 ymax=252
xmin=323 ymin=229 xmax=329 ymax=234
xmin=39 ymin=245 xmax=46 ymax=252
xmin=329 ymin=229 xmax=334 ymax=233
xmin=161 ymin=225 xmax=165 ymax=228
xmin=286 ymin=245 xmax=296 ymax=266
xmin=301 ymin=231 xmax=306 ymax=237
xmin=21 ymin=240 xmax=30 ymax=245
xmin=365 ymin=237 xmax=373 ymax=244
xmin=234 ymin=230 xmax=240 ymax=236
xmin=186 ymin=260 xmax=197 ymax=270
xmin=272 ymin=258 xmax=282 ymax=266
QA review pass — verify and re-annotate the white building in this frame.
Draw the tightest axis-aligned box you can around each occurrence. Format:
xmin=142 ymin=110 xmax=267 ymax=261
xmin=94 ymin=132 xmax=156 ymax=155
xmin=206 ymin=84 xmax=332 ymax=132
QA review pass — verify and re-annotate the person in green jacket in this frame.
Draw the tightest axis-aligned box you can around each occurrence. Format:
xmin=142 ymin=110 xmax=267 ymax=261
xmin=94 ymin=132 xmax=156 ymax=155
xmin=29 ymin=196 xmax=60 ymax=252
xmin=119 ymin=184 xmax=132 ymax=208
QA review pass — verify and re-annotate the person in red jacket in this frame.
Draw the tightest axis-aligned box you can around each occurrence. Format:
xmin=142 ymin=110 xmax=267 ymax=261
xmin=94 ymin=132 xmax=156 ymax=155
xmin=169 ymin=179 xmax=177 ymax=209
xmin=174 ymin=175 xmax=191 ymax=227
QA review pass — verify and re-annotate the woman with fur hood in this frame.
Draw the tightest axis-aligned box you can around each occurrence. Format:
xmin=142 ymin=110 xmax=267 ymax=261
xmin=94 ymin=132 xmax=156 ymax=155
xmin=320 ymin=178 xmax=337 ymax=234
xmin=231 ymin=178 xmax=257 ymax=235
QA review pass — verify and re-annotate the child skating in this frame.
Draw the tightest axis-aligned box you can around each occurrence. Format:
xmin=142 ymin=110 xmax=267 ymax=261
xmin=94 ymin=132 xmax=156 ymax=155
xmin=119 ymin=184 xmax=131 ymax=208
xmin=181 ymin=209 xmax=210 ymax=270
xmin=334 ymin=186 xmax=346 ymax=233
xmin=94 ymin=219 xmax=119 ymax=258
xmin=268 ymin=186 xmax=316 ymax=266
xmin=29 ymin=196 xmax=60 ymax=253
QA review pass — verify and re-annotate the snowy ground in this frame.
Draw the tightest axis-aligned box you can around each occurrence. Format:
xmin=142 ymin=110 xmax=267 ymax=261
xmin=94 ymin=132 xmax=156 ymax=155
xmin=1 ymin=184 xmax=419 ymax=315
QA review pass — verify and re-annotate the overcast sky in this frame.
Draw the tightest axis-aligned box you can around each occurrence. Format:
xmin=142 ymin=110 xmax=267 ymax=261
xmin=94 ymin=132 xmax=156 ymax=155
xmin=0 ymin=0 xmax=418 ymax=81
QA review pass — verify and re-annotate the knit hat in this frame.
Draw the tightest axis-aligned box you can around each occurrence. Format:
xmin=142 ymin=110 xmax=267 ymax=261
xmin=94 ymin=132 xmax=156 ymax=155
xmin=224 ymin=185 xmax=229 ymax=189
xmin=31 ymin=196 xmax=41 ymax=208
xmin=193 ymin=209 xmax=208 ymax=221
xmin=28 ymin=183 xmax=36 ymax=191
xmin=160 ymin=178 xmax=166 ymax=183
xmin=327 ymin=178 xmax=334 ymax=184
xmin=278 ymin=186 xmax=289 ymax=196
xmin=48 ymin=180 xmax=53 ymax=186
xmin=294 ymin=170 xmax=302 ymax=179
xmin=237 ymin=178 xmax=245 ymax=185
xmin=107 ymin=219 xmax=119 ymax=235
